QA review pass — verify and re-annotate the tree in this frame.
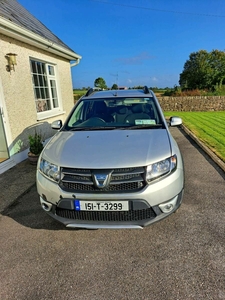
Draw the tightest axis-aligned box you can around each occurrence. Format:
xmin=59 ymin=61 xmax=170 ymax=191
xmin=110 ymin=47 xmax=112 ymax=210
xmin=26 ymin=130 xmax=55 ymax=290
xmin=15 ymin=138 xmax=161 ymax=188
xmin=179 ymin=49 xmax=225 ymax=90
xmin=111 ymin=83 xmax=118 ymax=90
xmin=210 ymin=49 xmax=225 ymax=89
xmin=94 ymin=77 xmax=107 ymax=89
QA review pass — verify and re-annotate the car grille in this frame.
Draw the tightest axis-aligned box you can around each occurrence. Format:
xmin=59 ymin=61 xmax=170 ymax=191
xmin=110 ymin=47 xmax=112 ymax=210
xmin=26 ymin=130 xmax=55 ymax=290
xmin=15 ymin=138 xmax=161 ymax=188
xmin=59 ymin=167 xmax=146 ymax=193
xmin=56 ymin=207 xmax=156 ymax=222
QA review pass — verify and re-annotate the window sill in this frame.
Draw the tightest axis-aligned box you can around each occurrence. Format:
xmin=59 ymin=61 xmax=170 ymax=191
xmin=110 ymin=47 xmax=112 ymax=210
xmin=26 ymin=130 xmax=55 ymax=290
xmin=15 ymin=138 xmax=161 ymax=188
xmin=37 ymin=111 xmax=66 ymax=121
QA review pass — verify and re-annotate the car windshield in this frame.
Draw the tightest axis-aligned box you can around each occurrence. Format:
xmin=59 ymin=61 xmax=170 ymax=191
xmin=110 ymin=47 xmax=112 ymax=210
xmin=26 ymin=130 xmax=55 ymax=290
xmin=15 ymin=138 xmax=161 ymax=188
xmin=65 ymin=97 xmax=164 ymax=130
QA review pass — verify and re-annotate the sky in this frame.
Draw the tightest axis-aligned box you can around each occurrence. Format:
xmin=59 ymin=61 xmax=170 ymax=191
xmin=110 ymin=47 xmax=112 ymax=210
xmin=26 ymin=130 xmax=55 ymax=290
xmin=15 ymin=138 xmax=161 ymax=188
xmin=18 ymin=0 xmax=225 ymax=89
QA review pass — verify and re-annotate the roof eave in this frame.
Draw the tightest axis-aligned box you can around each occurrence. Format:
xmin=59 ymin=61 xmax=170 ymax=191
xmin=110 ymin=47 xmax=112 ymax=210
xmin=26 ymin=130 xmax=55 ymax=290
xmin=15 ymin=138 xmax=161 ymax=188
xmin=0 ymin=16 xmax=82 ymax=62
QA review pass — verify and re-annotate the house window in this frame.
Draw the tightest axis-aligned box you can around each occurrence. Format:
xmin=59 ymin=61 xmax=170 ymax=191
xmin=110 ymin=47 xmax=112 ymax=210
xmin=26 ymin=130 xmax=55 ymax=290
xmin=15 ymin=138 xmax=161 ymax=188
xmin=30 ymin=60 xmax=61 ymax=117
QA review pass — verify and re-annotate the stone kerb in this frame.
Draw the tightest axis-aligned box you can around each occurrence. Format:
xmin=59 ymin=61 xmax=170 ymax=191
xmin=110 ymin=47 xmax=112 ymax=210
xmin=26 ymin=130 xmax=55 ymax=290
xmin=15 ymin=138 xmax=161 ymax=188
xmin=157 ymin=96 xmax=225 ymax=111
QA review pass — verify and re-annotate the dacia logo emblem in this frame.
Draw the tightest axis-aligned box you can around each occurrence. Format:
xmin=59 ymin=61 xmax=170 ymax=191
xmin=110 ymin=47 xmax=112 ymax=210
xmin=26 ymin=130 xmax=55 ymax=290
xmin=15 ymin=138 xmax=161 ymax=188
xmin=92 ymin=172 xmax=111 ymax=189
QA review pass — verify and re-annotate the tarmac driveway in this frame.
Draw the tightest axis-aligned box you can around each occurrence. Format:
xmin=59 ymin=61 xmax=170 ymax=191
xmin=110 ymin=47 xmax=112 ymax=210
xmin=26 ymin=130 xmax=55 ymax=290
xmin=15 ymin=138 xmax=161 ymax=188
xmin=0 ymin=128 xmax=224 ymax=300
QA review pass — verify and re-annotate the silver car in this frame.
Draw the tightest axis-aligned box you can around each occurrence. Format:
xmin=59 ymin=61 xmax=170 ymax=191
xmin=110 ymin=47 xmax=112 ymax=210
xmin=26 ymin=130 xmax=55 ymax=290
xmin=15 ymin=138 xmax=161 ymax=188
xmin=37 ymin=87 xmax=184 ymax=229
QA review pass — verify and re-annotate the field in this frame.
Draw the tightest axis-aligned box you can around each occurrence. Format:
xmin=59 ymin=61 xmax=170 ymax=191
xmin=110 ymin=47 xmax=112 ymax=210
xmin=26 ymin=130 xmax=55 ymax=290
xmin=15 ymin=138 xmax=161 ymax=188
xmin=164 ymin=111 xmax=225 ymax=162
xmin=73 ymin=89 xmax=87 ymax=101
xmin=73 ymin=89 xmax=87 ymax=95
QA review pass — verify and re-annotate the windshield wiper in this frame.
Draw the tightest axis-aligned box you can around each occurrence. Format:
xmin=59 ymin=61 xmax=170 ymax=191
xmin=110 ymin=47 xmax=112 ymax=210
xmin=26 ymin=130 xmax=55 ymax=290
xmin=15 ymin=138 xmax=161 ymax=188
xmin=70 ymin=126 xmax=118 ymax=131
xmin=126 ymin=124 xmax=163 ymax=130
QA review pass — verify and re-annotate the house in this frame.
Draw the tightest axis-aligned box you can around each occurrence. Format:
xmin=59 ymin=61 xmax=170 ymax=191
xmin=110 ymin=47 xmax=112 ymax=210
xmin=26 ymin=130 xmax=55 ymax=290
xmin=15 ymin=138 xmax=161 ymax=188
xmin=0 ymin=0 xmax=81 ymax=174
xmin=118 ymin=86 xmax=128 ymax=90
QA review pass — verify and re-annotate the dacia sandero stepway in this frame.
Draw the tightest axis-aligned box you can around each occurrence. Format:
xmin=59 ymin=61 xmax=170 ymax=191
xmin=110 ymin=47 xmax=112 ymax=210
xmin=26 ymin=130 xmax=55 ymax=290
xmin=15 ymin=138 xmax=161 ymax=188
xmin=37 ymin=87 xmax=184 ymax=229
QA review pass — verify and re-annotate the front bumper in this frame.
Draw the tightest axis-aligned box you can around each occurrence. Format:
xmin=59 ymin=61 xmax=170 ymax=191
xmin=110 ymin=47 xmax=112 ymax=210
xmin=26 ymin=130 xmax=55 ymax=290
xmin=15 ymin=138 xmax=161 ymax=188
xmin=37 ymin=167 xmax=184 ymax=229
xmin=39 ymin=189 xmax=184 ymax=229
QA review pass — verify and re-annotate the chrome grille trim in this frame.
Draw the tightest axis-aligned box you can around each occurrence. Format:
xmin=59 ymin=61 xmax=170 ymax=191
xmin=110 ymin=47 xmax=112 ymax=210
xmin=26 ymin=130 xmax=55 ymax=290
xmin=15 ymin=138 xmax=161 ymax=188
xmin=60 ymin=167 xmax=146 ymax=193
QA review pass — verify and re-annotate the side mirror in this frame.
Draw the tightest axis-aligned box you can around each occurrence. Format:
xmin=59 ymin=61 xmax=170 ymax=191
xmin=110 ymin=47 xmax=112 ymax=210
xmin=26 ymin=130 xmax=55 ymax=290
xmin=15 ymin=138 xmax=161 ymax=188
xmin=51 ymin=120 xmax=63 ymax=130
xmin=169 ymin=116 xmax=182 ymax=127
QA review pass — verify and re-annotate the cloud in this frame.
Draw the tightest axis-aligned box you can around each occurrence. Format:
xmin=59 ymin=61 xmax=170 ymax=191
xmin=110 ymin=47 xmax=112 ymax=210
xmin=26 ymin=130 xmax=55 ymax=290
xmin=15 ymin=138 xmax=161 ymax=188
xmin=151 ymin=76 xmax=158 ymax=82
xmin=114 ymin=52 xmax=154 ymax=65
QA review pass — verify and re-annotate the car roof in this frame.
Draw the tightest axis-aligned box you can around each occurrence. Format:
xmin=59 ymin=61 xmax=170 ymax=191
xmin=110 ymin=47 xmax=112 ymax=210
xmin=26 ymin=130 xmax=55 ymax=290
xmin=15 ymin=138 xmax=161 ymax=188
xmin=82 ymin=87 xmax=155 ymax=99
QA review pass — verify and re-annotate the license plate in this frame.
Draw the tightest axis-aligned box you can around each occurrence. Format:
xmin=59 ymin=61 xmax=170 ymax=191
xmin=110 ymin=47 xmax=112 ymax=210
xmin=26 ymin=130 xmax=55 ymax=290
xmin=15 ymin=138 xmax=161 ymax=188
xmin=74 ymin=200 xmax=129 ymax=211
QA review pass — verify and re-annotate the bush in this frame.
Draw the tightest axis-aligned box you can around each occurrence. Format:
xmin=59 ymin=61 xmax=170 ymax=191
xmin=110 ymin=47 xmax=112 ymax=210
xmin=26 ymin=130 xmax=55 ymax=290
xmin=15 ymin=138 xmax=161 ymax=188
xmin=163 ymin=85 xmax=225 ymax=97
xmin=74 ymin=94 xmax=83 ymax=102
xmin=28 ymin=132 xmax=43 ymax=155
xmin=163 ymin=89 xmax=208 ymax=97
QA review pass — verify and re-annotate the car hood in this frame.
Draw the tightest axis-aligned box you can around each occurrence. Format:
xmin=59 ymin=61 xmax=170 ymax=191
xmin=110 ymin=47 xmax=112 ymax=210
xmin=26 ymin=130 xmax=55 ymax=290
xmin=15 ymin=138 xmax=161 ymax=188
xmin=43 ymin=129 xmax=171 ymax=168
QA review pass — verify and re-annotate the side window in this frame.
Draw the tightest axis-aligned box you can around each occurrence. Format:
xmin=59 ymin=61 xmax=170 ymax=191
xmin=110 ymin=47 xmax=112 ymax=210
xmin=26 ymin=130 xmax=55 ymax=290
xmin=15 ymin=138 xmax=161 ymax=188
xmin=30 ymin=59 xmax=61 ymax=119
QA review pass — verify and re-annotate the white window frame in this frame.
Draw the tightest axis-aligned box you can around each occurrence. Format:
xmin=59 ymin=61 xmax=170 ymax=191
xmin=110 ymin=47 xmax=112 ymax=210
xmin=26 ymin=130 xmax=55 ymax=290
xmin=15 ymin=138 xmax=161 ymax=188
xmin=30 ymin=58 xmax=63 ymax=120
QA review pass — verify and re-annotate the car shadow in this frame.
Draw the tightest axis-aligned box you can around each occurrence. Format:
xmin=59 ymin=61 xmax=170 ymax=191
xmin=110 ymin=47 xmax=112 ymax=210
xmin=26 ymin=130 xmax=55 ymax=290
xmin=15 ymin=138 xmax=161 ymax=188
xmin=1 ymin=185 xmax=83 ymax=230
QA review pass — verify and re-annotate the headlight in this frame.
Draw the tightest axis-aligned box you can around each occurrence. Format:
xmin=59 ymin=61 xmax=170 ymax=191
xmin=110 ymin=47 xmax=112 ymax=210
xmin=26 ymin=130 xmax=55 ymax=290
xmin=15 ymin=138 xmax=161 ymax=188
xmin=146 ymin=155 xmax=177 ymax=182
xmin=39 ymin=158 xmax=60 ymax=182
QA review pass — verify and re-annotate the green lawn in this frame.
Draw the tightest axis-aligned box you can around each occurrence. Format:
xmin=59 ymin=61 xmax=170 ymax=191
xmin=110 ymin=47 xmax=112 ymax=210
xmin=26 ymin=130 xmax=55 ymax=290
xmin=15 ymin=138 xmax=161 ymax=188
xmin=164 ymin=111 xmax=225 ymax=162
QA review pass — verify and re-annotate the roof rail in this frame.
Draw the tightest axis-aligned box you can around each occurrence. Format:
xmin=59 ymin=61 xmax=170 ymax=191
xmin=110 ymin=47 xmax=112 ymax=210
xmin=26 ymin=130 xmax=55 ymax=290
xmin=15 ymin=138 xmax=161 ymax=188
xmin=85 ymin=88 xmax=94 ymax=97
xmin=85 ymin=87 xmax=103 ymax=97
xmin=143 ymin=86 xmax=150 ymax=94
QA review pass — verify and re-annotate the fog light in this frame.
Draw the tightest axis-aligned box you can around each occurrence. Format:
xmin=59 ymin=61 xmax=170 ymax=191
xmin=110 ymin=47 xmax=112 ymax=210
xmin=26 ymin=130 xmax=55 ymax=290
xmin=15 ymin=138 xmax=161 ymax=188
xmin=159 ymin=196 xmax=177 ymax=213
xmin=40 ymin=197 xmax=52 ymax=212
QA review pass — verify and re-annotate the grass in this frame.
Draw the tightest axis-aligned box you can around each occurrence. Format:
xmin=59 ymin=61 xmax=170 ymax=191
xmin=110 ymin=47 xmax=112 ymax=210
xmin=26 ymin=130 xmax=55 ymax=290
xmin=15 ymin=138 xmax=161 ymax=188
xmin=164 ymin=111 xmax=225 ymax=162
xmin=73 ymin=89 xmax=87 ymax=95
xmin=73 ymin=89 xmax=87 ymax=101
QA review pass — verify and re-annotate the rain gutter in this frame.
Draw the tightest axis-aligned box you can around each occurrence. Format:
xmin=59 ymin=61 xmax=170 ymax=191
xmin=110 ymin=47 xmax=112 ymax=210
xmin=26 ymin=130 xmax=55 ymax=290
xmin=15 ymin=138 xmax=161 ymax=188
xmin=0 ymin=16 xmax=82 ymax=65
